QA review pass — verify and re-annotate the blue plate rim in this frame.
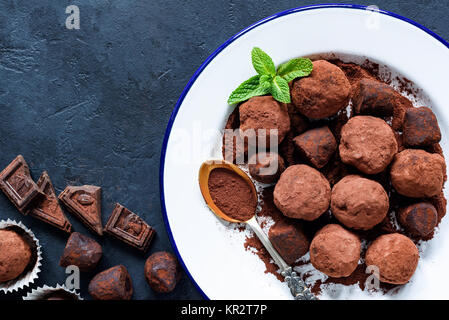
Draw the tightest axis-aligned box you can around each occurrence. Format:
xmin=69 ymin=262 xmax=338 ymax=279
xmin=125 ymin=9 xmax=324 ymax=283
xmin=159 ymin=3 xmax=449 ymax=300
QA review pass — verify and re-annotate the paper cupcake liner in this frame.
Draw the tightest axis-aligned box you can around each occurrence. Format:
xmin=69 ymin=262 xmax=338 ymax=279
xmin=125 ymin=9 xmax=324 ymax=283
xmin=23 ymin=284 xmax=82 ymax=300
xmin=0 ymin=219 xmax=42 ymax=293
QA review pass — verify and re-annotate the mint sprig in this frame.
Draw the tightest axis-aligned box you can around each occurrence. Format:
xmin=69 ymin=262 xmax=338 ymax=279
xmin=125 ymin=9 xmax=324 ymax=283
xmin=227 ymin=47 xmax=313 ymax=105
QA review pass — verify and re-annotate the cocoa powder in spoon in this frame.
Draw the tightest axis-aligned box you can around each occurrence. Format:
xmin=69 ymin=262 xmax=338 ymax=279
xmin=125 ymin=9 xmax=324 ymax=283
xmin=208 ymin=168 xmax=257 ymax=222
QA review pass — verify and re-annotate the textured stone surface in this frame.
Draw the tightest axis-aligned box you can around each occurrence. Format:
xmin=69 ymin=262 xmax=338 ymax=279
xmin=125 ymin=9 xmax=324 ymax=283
xmin=0 ymin=0 xmax=447 ymax=300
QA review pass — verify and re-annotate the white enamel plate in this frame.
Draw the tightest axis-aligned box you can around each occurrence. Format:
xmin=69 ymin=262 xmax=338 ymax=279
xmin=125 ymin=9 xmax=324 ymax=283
xmin=160 ymin=4 xmax=449 ymax=299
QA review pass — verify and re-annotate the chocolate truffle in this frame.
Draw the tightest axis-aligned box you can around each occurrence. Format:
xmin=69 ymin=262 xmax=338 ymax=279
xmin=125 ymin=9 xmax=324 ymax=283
xmin=59 ymin=232 xmax=102 ymax=272
xmin=339 ymin=116 xmax=398 ymax=174
xmin=291 ymin=60 xmax=351 ymax=119
xmin=403 ymin=107 xmax=441 ymax=147
xmin=268 ymin=220 xmax=309 ymax=265
xmin=239 ymin=96 xmax=290 ymax=145
xmin=365 ymin=233 xmax=419 ymax=284
xmin=42 ymin=290 xmax=79 ymax=300
xmin=144 ymin=251 xmax=181 ymax=293
xmin=88 ymin=265 xmax=133 ymax=300
xmin=0 ymin=229 xmax=32 ymax=283
xmin=287 ymin=103 xmax=310 ymax=134
xmin=248 ymin=152 xmax=285 ymax=184
xmin=398 ymin=202 xmax=438 ymax=237
xmin=310 ymin=224 xmax=361 ymax=278
xmin=331 ymin=175 xmax=389 ymax=230
xmin=390 ymin=149 xmax=445 ymax=198
xmin=293 ymin=126 xmax=337 ymax=169
xmin=222 ymin=106 xmax=248 ymax=164
xmin=274 ymin=164 xmax=331 ymax=221
xmin=352 ymin=78 xmax=396 ymax=117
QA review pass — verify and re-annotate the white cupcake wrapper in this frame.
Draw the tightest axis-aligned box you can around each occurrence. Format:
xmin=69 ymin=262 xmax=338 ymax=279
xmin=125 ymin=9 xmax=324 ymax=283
xmin=23 ymin=284 xmax=83 ymax=300
xmin=0 ymin=219 xmax=42 ymax=294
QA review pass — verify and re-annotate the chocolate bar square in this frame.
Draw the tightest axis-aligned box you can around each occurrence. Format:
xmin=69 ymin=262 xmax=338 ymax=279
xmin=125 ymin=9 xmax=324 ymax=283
xmin=30 ymin=171 xmax=72 ymax=233
xmin=104 ymin=203 xmax=155 ymax=252
xmin=59 ymin=185 xmax=103 ymax=235
xmin=0 ymin=155 xmax=43 ymax=214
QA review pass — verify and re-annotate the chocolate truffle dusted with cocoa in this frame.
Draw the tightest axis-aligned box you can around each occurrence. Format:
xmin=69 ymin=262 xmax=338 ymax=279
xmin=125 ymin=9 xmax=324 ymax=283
xmin=340 ymin=116 xmax=398 ymax=174
xmin=293 ymin=126 xmax=337 ymax=169
xmin=239 ymin=96 xmax=290 ymax=145
xmin=310 ymin=224 xmax=361 ymax=278
xmin=144 ymin=251 xmax=181 ymax=293
xmin=291 ymin=60 xmax=351 ymax=119
xmin=0 ymin=229 xmax=32 ymax=283
xmin=59 ymin=232 xmax=102 ymax=272
xmin=398 ymin=202 xmax=438 ymax=237
xmin=248 ymin=152 xmax=285 ymax=184
xmin=331 ymin=175 xmax=389 ymax=230
xmin=390 ymin=149 xmax=445 ymax=198
xmin=268 ymin=220 xmax=309 ymax=265
xmin=42 ymin=290 xmax=79 ymax=300
xmin=274 ymin=164 xmax=331 ymax=221
xmin=403 ymin=107 xmax=441 ymax=147
xmin=88 ymin=265 xmax=133 ymax=300
xmin=287 ymin=103 xmax=310 ymax=134
xmin=365 ymin=233 xmax=419 ymax=284
xmin=352 ymin=78 xmax=396 ymax=117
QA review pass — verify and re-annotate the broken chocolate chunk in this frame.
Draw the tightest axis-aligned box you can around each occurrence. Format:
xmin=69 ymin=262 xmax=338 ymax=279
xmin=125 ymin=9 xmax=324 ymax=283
xmin=59 ymin=232 xmax=102 ymax=272
xmin=59 ymin=185 xmax=103 ymax=235
xmin=0 ymin=155 xmax=43 ymax=214
xmin=104 ymin=203 xmax=155 ymax=252
xmin=88 ymin=265 xmax=133 ymax=300
xmin=293 ymin=126 xmax=337 ymax=169
xmin=30 ymin=171 xmax=72 ymax=233
xmin=403 ymin=106 xmax=441 ymax=147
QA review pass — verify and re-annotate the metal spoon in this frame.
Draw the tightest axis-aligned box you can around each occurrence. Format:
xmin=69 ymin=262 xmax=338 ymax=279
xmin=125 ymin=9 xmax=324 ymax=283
xmin=198 ymin=159 xmax=316 ymax=300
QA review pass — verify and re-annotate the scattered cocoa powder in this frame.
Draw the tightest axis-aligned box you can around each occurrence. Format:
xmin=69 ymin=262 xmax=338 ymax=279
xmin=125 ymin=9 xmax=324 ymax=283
xmin=208 ymin=168 xmax=256 ymax=221
xmin=244 ymin=235 xmax=283 ymax=281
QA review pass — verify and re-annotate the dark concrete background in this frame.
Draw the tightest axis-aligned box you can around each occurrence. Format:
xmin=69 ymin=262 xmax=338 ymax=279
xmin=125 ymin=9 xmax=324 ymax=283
xmin=0 ymin=1 xmax=447 ymax=300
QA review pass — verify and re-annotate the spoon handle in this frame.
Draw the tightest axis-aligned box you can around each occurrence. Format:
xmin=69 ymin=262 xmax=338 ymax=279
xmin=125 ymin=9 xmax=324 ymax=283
xmin=246 ymin=217 xmax=316 ymax=300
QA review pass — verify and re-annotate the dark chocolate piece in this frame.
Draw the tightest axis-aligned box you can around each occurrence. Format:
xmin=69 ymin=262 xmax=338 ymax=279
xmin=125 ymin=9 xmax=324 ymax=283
xmin=30 ymin=171 xmax=72 ymax=233
xmin=104 ymin=203 xmax=155 ymax=252
xmin=144 ymin=251 xmax=180 ymax=293
xmin=59 ymin=232 xmax=102 ymax=272
xmin=352 ymin=78 xmax=395 ymax=117
xmin=0 ymin=155 xmax=43 ymax=214
xmin=398 ymin=202 xmax=438 ymax=237
xmin=403 ymin=107 xmax=441 ymax=147
xmin=293 ymin=126 xmax=337 ymax=169
xmin=88 ymin=265 xmax=133 ymax=300
xmin=58 ymin=185 xmax=103 ymax=235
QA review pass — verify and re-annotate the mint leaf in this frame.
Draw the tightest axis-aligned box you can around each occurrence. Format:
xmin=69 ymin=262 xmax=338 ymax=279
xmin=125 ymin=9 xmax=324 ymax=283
xmin=228 ymin=48 xmax=314 ymax=105
xmin=251 ymin=47 xmax=276 ymax=76
xmin=227 ymin=75 xmax=270 ymax=105
xmin=270 ymin=76 xmax=290 ymax=103
xmin=277 ymin=58 xmax=313 ymax=83
xmin=259 ymin=74 xmax=272 ymax=85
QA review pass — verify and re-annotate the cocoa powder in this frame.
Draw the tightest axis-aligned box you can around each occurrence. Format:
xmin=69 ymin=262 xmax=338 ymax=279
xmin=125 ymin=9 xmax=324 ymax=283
xmin=208 ymin=168 xmax=256 ymax=221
